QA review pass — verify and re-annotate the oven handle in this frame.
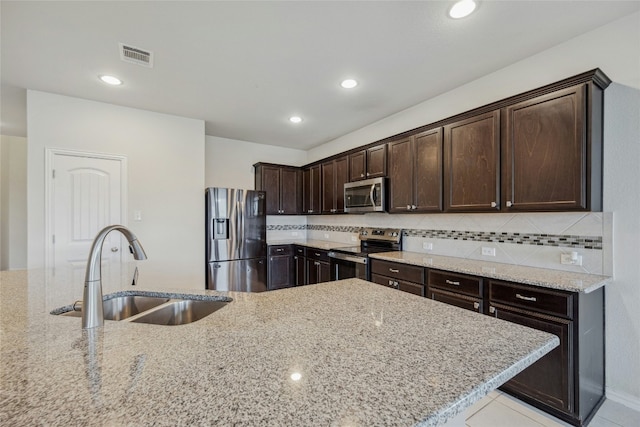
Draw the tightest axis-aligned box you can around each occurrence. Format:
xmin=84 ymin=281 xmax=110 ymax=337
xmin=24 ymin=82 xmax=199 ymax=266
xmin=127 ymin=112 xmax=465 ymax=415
xmin=328 ymin=251 xmax=368 ymax=264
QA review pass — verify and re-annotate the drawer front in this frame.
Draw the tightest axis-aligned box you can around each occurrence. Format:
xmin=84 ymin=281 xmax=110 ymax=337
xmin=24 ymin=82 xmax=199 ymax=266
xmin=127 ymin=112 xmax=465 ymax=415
xmin=307 ymin=249 xmax=330 ymax=262
xmin=294 ymin=245 xmax=305 ymax=256
xmin=428 ymin=269 xmax=482 ymax=298
xmin=429 ymin=288 xmax=483 ymax=313
xmin=489 ymin=280 xmax=573 ymax=319
xmin=268 ymin=244 xmax=292 ymax=257
xmin=371 ymin=259 xmax=424 ymax=284
xmin=370 ymin=274 xmax=425 ymax=297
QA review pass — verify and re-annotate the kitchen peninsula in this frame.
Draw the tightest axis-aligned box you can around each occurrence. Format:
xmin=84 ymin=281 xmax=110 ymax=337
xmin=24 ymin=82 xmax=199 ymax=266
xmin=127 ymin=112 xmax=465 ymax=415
xmin=0 ymin=269 xmax=558 ymax=426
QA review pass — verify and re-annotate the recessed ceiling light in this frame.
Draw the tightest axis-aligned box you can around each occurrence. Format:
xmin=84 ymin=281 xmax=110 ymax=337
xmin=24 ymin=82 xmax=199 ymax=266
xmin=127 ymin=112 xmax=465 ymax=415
xmin=341 ymin=79 xmax=358 ymax=89
xmin=289 ymin=116 xmax=303 ymax=124
xmin=449 ymin=0 xmax=477 ymax=19
xmin=99 ymin=75 xmax=123 ymax=85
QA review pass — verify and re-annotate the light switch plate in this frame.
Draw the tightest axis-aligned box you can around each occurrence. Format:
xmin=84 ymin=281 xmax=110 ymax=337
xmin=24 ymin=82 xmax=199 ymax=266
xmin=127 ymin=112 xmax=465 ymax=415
xmin=423 ymin=242 xmax=433 ymax=250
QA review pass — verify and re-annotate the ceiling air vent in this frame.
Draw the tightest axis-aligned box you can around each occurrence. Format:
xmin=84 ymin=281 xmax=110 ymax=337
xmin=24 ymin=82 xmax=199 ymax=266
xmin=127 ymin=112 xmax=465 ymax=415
xmin=119 ymin=43 xmax=154 ymax=68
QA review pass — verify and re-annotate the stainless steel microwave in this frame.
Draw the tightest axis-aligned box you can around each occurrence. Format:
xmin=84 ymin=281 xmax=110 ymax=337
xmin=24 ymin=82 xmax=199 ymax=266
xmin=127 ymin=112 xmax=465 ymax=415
xmin=344 ymin=177 xmax=386 ymax=213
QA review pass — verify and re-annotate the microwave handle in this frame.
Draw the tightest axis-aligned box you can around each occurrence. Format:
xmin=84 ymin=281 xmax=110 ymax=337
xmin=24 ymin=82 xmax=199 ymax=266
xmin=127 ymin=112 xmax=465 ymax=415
xmin=370 ymin=184 xmax=376 ymax=207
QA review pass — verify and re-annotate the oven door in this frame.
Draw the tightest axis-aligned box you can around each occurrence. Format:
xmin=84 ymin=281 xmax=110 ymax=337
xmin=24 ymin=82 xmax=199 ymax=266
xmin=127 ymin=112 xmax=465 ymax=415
xmin=328 ymin=252 xmax=368 ymax=280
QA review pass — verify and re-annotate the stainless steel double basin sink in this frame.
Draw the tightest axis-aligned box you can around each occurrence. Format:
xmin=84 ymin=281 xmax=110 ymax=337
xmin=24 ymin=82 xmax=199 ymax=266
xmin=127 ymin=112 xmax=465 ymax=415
xmin=57 ymin=295 xmax=230 ymax=326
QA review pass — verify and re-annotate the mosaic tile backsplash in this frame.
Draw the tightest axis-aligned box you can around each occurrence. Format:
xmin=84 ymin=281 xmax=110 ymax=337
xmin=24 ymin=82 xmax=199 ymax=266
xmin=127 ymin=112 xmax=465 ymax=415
xmin=267 ymin=212 xmax=612 ymax=275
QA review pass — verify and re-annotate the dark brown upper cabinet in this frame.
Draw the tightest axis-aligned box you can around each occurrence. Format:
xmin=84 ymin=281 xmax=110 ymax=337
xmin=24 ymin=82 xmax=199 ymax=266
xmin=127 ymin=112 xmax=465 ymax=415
xmin=303 ymin=165 xmax=321 ymax=214
xmin=349 ymin=144 xmax=387 ymax=181
xmin=254 ymin=163 xmax=301 ymax=215
xmin=388 ymin=128 xmax=443 ymax=213
xmin=444 ymin=110 xmax=501 ymax=212
xmin=322 ymin=155 xmax=349 ymax=214
xmin=502 ymin=84 xmax=588 ymax=211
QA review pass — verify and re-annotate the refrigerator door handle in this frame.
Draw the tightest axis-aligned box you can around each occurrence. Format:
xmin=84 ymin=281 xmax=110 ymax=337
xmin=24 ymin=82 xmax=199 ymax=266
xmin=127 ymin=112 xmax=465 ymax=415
xmin=236 ymin=199 xmax=244 ymax=255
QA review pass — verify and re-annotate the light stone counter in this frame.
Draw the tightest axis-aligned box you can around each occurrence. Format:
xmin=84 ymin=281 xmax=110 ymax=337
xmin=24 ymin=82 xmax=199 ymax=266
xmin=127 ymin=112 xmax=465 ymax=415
xmin=370 ymin=251 xmax=610 ymax=293
xmin=0 ymin=269 xmax=558 ymax=426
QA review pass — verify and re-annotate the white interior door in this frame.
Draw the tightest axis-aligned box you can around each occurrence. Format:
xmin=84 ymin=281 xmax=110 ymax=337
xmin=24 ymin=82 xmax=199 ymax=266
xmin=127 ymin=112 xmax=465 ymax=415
xmin=48 ymin=151 xmax=125 ymax=286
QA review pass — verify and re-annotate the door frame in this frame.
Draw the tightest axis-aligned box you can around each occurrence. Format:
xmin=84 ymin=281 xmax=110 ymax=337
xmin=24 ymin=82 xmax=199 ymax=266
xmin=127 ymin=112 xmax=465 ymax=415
xmin=44 ymin=148 xmax=128 ymax=268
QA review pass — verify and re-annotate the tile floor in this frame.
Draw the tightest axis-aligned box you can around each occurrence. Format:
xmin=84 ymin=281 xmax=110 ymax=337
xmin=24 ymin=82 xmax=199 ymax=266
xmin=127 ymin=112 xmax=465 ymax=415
xmin=465 ymin=391 xmax=640 ymax=427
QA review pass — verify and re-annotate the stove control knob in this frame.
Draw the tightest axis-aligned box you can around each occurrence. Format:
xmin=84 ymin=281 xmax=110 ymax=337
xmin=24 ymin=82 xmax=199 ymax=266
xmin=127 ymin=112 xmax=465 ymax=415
xmin=361 ymin=231 xmax=368 ymax=236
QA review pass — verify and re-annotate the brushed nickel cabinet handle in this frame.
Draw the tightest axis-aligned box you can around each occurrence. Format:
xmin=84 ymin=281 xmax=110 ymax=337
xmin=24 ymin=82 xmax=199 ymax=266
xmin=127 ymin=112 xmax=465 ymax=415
xmin=516 ymin=293 xmax=537 ymax=302
xmin=489 ymin=306 xmax=496 ymax=314
xmin=389 ymin=268 xmax=399 ymax=273
xmin=490 ymin=202 xmax=497 ymax=208
xmin=445 ymin=279 xmax=460 ymax=286
xmin=473 ymin=302 xmax=480 ymax=310
xmin=506 ymin=201 xmax=513 ymax=207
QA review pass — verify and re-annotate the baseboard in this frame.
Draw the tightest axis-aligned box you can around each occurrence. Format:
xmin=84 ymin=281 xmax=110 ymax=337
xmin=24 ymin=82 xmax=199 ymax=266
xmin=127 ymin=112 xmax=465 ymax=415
xmin=606 ymin=387 xmax=640 ymax=412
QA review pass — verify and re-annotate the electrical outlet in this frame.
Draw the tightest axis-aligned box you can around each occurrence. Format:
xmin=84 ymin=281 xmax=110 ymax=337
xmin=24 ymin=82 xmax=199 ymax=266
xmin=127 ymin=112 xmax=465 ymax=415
xmin=481 ymin=247 xmax=496 ymax=256
xmin=133 ymin=210 xmax=142 ymax=221
xmin=351 ymin=236 xmax=357 ymax=242
xmin=423 ymin=242 xmax=433 ymax=250
xmin=291 ymin=231 xmax=299 ymax=237
xmin=561 ymin=253 xmax=582 ymax=266
xmin=324 ymin=233 xmax=329 ymax=239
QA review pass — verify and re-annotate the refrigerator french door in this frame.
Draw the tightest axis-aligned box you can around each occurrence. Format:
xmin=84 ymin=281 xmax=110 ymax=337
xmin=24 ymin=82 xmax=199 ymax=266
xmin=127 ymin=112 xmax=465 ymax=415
xmin=206 ymin=187 xmax=267 ymax=292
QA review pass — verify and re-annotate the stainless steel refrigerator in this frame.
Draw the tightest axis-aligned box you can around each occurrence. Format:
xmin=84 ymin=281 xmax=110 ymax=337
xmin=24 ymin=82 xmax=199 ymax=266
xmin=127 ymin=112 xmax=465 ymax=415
xmin=206 ymin=187 xmax=267 ymax=292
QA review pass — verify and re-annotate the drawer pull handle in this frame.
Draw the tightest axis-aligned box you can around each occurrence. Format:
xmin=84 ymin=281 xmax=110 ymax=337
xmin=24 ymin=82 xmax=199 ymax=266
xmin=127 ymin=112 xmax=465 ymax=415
xmin=489 ymin=306 xmax=496 ymax=314
xmin=516 ymin=293 xmax=537 ymax=302
xmin=315 ymin=253 xmax=321 ymax=257
xmin=276 ymin=248 xmax=284 ymax=252
xmin=473 ymin=302 xmax=480 ymax=310
xmin=389 ymin=268 xmax=399 ymax=273
xmin=445 ymin=280 xmax=460 ymax=286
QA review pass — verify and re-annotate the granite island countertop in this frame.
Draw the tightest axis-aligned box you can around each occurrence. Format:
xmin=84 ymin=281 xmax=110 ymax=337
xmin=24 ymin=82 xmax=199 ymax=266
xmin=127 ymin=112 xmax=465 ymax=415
xmin=369 ymin=251 xmax=610 ymax=293
xmin=0 ymin=270 xmax=558 ymax=426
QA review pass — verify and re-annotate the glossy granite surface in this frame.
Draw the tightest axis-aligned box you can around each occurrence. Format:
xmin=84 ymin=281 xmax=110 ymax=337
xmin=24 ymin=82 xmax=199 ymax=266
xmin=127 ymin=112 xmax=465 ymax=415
xmin=0 ymin=270 xmax=557 ymax=426
xmin=369 ymin=252 xmax=610 ymax=293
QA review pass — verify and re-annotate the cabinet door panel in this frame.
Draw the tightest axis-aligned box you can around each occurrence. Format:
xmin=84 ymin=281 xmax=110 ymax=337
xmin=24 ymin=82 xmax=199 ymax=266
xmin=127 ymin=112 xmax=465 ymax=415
xmin=349 ymin=150 xmax=366 ymax=181
xmin=503 ymin=85 xmax=586 ymax=211
xmin=493 ymin=306 xmax=573 ymax=413
xmin=334 ymin=156 xmax=349 ymax=212
xmin=429 ymin=289 xmax=482 ymax=313
xmin=321 ymin=161 xmax=335 ymax=213
xmin=444 ymin=111 xmax=500 ymax=212
xmin=414 ymin=128 xmax=443 ymax=212
xmin=367 ymin=145 xmax=387 ymax=178
xmin=388 ymin=137 xmax=414 ymax=212
xmin=268 ymin=255 xmax=294 ymax=290
xmin=261 ymin=165 xmax=281 ymax=215
xmin=280 ymin=168 xmax=300 ymax=214
xmin=294 ymin=255 xmax=307 ymax=286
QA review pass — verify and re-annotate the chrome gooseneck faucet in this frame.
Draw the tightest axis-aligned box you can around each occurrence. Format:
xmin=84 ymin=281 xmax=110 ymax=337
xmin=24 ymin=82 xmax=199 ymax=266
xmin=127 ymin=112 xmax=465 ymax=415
xmin=83 ymin=225 xmax=147 ymax=329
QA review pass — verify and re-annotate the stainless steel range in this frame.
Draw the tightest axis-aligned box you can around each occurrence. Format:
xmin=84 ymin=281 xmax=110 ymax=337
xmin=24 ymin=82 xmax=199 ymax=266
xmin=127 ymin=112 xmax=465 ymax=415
xmin=328 ymin=228 xmax=402 ymax=281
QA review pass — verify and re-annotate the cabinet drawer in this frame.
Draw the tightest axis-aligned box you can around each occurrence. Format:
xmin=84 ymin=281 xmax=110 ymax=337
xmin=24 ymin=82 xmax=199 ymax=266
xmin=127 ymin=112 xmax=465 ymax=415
xmin=489 ymin=280 xmax=573 ymax=319
xmin=268 ymin=245 xmax=292 ymax=257
xmin=307 ymin=249 xmax=330 ymax=262
xmin=429 ymin=288 xmax=483 ymax=313
xmin=371 ymin=260 xmax=424 ymax=284
xmin=294 ymin=245 xmax=305 ymax=256
xmin=428 ymin=269 xmax=482 ymax=298
xmin=370 ymin=274 xmax=425 ymax=297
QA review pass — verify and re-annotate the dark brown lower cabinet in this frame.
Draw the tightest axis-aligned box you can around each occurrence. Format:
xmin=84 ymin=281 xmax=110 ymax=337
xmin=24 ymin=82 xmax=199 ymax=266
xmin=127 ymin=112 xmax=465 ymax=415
xmin=267 ymin=245 xmax=294 ymax=290
xmin=306 ymin=249 xmax=330 ymax=284
xmin=293 ymin=246 xmax=307 ymax=286
xmin=427 ymin=269 xmax=484 ymax=314
xmin=369 ymin=259 xmax=425 ymax=296
xmin=488 ymin=280 xmax=604 ymax=427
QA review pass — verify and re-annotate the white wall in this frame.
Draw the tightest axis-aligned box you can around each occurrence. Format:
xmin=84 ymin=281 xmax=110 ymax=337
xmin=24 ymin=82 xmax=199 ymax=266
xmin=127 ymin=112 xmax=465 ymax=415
xmin=603 ymin=83 xmax=640 ymax=408
xmin=205 ymin=136 xmax=307 ymax=189
xmin=307 ymin=12 xmax=640 ymax=163
xmin=304 ymin=12 xmax=640 ymax=408
xmin=27 ymin=91 xmax=205 ymax=289
xmin=0 ymin=135 xmax=27 ymax=270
